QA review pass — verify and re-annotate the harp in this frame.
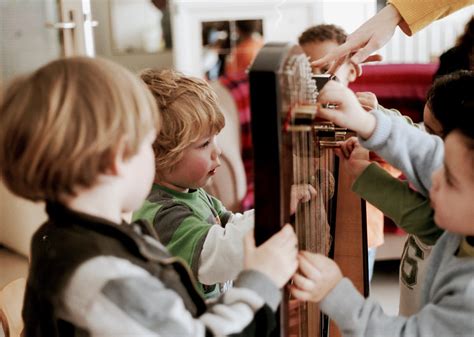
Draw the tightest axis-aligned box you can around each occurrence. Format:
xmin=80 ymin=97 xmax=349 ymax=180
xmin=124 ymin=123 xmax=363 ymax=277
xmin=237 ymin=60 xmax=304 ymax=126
xmin=249 ymin=43 xmax=368 ymax=337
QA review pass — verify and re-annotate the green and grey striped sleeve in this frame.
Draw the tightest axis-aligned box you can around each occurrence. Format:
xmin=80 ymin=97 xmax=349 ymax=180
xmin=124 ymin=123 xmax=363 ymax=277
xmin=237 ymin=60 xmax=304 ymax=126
xmin=60 ymin=256 xmax=280 ymax=336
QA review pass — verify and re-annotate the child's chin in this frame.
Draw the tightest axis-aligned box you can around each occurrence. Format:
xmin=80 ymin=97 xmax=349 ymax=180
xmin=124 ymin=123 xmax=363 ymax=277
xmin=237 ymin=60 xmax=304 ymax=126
xmin=203 ymin=177 xmax=214 ymax=187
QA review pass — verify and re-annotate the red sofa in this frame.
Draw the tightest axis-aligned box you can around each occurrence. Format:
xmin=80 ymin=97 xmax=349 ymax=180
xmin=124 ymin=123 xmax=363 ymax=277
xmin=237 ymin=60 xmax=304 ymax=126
xmin=349 ymin=63 xmax=439 ymax=123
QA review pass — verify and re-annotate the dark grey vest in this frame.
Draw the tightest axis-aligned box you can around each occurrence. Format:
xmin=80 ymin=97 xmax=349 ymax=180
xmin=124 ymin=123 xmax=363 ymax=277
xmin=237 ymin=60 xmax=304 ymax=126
xmin=22 ymin=203 xmax=206 ymax=337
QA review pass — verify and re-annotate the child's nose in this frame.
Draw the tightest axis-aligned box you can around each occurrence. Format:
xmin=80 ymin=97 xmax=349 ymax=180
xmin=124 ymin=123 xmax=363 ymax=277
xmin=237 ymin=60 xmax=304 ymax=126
xmin=211 ymin=143 xmax=222 ymax=160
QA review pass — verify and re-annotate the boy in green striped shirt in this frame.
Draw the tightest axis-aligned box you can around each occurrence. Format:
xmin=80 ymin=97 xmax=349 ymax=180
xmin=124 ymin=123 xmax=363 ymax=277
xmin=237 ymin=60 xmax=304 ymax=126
xmin=134 ymin=69 xmax=315 ymax=298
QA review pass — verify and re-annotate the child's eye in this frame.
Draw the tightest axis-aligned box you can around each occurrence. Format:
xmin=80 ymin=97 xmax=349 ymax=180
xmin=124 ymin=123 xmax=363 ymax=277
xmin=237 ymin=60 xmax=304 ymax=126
xmin=199 ymin=140 xmax=210 ymax=148
xmin=444 ymin=170 xmax=454 ymax=187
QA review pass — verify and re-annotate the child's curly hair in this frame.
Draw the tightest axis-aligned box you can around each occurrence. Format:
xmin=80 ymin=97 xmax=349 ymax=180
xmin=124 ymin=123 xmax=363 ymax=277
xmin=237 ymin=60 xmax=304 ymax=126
xmin=298 ymin=24 xmax=347 ymax=46
xmin=140 ymin=69 xmax=225 ymax=178
xmin=426 ymin=70 xmax=474 ymax=138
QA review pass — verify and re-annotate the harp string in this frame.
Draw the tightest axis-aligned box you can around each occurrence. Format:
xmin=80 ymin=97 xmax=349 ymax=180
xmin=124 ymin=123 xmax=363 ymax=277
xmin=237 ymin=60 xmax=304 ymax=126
xmin=284 ymin=52 xmax=331 ymax=337
xmin=292 ymin=127 xmax=333 ymax=337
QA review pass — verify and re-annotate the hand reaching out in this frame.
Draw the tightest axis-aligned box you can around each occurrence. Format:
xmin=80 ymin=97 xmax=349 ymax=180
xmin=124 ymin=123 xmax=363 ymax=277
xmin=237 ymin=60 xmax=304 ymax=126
xmin=290 ymin=251 xmax=342 ymax=303
xmin=311 ymin=4 xmax=402 ymax=76
xmin=243 ymin=224 xmax=298 ymax=288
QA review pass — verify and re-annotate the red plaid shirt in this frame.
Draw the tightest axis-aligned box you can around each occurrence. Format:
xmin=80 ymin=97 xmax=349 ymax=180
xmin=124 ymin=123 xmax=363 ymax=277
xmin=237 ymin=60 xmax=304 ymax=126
xmin=219 ymin=74 xmax=254 ymax=210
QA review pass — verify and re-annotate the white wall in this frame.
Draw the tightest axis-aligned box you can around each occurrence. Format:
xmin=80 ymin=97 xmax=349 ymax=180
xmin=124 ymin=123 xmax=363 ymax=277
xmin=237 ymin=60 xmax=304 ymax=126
xmin=171 ymin=0 xmax=474 ymax=76
xmin=171 ymin=0 xmax=376 ymax=77
xmin=380 ymin=7 xmax=474 ymax=63
xmin=0 ymin=183 xmax=46 ymax=257
xmin=91 ymin=0 xmax=173 ymax=72
xmin=0 ymin=0 xmax=61 ymax=82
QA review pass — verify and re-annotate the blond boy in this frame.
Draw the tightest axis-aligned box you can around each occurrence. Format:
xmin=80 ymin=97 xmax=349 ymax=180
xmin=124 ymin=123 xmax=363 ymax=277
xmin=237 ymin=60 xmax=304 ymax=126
xmin=134 ymin=69 xmax=313 ymax=298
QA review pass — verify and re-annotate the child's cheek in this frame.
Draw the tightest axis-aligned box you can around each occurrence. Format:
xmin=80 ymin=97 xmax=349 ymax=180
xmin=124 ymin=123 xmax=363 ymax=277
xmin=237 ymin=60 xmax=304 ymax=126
xmin=190 ymin=159 xmax=211 ymax=180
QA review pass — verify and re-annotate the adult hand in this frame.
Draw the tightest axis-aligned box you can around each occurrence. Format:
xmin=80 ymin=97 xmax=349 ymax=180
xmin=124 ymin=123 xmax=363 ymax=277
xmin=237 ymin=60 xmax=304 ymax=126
xmin=312 ymin=4 xmax=402 ymax=76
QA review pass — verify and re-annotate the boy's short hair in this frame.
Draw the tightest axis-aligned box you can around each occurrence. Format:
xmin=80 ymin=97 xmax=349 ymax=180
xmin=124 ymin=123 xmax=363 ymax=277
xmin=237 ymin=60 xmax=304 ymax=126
xmin=140 ymin=69 xmax=225 ymax=178
xmin=298 ymin=24 xmax=347 ymax=46
xmin=426 ymin=70 xmax=474 ymax=137
xmin=0 ymin=57 xmax=159 ymax=202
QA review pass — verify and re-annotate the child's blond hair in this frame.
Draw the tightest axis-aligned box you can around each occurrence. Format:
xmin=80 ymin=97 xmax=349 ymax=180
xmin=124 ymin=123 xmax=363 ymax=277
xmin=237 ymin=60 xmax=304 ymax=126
xmin=0 ymin=57 xmax=159 ymax=202
xmin=140 ymin=69 xmax=225 ymax=178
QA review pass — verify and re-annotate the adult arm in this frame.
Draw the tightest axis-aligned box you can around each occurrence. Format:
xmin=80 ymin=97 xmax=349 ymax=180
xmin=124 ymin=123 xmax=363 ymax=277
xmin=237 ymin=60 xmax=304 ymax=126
xmin=388 ymin=0 xmax=474 ymax=36
xmin=313 ymin=0 xmax=473 ymax=74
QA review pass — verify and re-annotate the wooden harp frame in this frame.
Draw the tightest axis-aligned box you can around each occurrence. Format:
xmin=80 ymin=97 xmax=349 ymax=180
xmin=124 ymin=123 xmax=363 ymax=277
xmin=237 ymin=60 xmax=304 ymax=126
xmin=249 ymin=43 xmax=369 ymax=337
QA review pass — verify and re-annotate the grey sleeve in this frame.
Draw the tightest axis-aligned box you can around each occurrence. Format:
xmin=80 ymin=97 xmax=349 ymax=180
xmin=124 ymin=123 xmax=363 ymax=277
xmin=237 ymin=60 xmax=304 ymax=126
xmin=358 ymin=109 xmax=444 ymax=196
xmin=60 ymin=256 xmax=280 ymax=337
xmin=320 ymin=277 xmax=474 ymax=337
xmin=377 ymin=104 xmax=419 ymax=128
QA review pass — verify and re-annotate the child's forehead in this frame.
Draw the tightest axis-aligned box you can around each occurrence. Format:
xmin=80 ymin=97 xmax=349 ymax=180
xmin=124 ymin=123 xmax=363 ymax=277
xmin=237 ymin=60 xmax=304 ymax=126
xmin=189 ymin=128 xmax=218 ymax=143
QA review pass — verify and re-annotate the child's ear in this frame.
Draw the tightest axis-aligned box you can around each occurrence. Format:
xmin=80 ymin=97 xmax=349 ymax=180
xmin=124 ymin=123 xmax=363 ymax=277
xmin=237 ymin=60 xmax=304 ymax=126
xmin=347 ymin=61 xmax=358 ymax=83
xmin=109 ymin=137 xmax=128 ymax=176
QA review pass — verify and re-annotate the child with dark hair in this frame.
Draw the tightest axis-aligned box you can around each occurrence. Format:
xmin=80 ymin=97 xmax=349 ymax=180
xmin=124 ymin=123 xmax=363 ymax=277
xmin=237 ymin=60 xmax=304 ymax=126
xmin=426 ymin=70 xmax=474 ymax=136
xmin=326 ymin=70 xmax=474 ymax=316
xmin=299 ymin=24 xmax=355 ymax=85
xmin=289 ymin=75 xmax=474 ymax=337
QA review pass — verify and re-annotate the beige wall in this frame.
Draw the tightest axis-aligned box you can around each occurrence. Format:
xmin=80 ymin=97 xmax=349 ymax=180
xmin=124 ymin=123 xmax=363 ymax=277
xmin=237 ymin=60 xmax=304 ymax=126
xmin=0 ymin=182 xmax=46 ymax=258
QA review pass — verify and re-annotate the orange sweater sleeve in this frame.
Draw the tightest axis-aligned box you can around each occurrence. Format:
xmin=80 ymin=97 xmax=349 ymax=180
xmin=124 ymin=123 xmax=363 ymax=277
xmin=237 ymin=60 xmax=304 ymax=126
xmin=388 ymin=0 xmax=474 ymax=35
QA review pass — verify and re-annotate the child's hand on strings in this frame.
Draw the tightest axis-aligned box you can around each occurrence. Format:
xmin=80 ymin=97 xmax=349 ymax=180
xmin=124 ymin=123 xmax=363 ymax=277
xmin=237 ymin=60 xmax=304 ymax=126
xmin=290 ymin=184 xmax=318 ymax=214
xmin=243 ymin=224 xmax=298 ymax=288
xmin=290 ymin=251 xmax=342 ymax=303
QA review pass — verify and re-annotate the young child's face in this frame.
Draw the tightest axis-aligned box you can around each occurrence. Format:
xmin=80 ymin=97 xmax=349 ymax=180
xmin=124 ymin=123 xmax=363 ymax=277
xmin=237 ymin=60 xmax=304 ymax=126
xmin=163 ymin=133 xmax=222 ymax=192
xmin=423 ymin=104 xmax=443 ymax=136
xmin=122 ymin=131 xmax=157 ymax=212
xmin=430 ymin=130 xmax=474 ymax=235
xmin=301 ymin=40 xmax=356 ymax=87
